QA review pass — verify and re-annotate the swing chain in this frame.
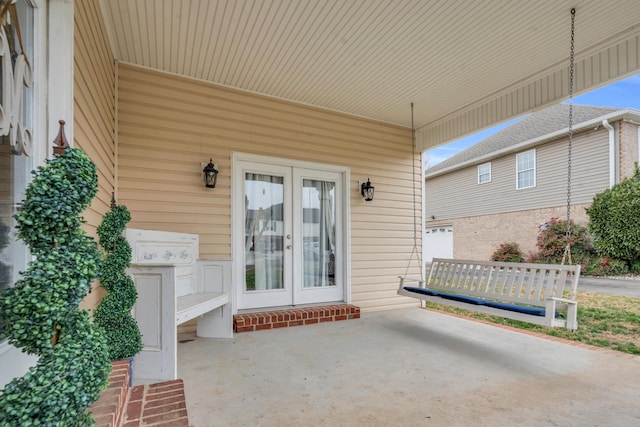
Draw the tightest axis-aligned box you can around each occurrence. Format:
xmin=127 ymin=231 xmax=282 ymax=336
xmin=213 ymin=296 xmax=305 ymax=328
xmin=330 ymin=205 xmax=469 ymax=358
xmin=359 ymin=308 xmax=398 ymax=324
xmin=405 ymin=102 xmax=421 ymax=277
xmin=562 ymin=8 xmax=576 ymax=266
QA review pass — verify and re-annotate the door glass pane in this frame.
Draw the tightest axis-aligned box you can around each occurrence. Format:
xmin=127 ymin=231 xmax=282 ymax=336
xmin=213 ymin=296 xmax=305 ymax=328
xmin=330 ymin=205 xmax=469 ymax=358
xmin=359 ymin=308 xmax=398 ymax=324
xmin=302 ymin=179 xmax=335 ymax=288
xmin=244 ymin=173 xmax=284 ymax=291
xmin=1 ymin=0 xmax=33 ymax=337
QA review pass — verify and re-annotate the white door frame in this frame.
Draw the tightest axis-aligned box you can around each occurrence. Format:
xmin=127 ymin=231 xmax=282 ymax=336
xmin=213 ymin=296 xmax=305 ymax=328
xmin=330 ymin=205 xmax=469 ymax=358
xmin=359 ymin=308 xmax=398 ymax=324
xmin=0 ymin=0 xmax=56 ymax=389
xmin=235 ymin=161 xmax=294 ymax=309
xmin=292 ymin=167 xmax=344 ymax=305
xmin=232 ymin=152 xmax=351 ymax=312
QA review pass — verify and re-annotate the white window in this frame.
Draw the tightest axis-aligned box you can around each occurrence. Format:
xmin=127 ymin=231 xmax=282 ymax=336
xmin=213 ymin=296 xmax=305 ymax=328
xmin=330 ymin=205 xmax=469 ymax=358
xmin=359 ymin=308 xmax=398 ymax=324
xmin=1 ymin=0 xmax=35 ymax=299
xmin=516 ymin=149 xmax=536 ymax=189
xmin=477 ymin=162 xmax=491 ymax=184
xmin=1 ymin=0 xmax=43 ymax=383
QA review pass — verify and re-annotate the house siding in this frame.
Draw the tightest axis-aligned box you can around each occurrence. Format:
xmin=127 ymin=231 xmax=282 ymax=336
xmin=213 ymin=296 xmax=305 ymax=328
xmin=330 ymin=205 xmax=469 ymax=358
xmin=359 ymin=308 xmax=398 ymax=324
xmin=425 ymin=128 xmax=610 ymax=220
xmin=74 ymin=0 xmax=116 ymax=308
xmin=117 ymin=64 xmax=421 ymax=311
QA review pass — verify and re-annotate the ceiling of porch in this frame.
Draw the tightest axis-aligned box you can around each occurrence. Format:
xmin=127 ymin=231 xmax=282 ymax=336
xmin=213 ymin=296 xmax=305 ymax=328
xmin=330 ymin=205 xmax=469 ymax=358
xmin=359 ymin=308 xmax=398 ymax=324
xmin=98 ymin=0 xmax=640 ymax=151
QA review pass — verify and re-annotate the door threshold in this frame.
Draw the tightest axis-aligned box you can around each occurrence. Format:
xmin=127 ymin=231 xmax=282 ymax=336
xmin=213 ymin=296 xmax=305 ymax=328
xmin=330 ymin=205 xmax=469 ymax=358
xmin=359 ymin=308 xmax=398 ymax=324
xmin=237 ymin=301 xmax=344 ymax=314
xmin=233 ymin=303 xmax=360 ymax=333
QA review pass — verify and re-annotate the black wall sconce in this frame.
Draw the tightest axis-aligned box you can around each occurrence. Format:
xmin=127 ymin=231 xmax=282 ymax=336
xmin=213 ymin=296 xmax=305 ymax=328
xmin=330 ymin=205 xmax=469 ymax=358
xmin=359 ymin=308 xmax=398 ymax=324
xmin=203 ymin=159 xmax=219 ymax=188
xmin=360 ymin=178 xmax=375 ymax=201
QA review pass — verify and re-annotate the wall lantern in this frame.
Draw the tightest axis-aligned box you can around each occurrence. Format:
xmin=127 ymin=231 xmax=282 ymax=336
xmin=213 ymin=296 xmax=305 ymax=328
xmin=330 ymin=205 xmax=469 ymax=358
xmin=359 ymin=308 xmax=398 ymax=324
xmin=360 ymin=178 xmax=375 ymax=201
xmin=203 ymin=159 xmax=219 ymax=188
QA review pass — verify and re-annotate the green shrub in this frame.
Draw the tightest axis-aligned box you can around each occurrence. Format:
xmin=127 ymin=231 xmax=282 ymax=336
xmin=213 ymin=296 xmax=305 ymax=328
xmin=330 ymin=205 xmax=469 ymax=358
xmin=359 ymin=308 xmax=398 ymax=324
xmin=587 ymin=167 xmax=640 ymax=262
xmin=583 ymin=256 xmax=629 ymax=276
xmin=491 ymin=242 xmax=524 ymax=262
xmin=0 ymin=148 xmax=111 ymax=426
xmin=533 ymin=217 xmax=591 ymax=264
xmin=94 ymin=204 xmax=142 ymax=361
xmin=630 ymin=259 xmax=640 ymax=274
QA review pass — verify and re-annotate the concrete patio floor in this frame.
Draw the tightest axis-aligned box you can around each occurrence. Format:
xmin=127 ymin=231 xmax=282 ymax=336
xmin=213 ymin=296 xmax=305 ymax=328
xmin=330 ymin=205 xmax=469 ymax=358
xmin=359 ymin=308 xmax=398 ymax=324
xmin=177 ymin=308 xmax=640 ymax=427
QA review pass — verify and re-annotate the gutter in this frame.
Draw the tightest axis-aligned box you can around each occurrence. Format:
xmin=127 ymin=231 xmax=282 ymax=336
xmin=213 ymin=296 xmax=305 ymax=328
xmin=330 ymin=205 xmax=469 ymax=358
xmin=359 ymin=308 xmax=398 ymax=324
xmin=425 ymin=108 xmax=640 ymax=179
xmin=602 ymin=119 xmax=615 ymax=188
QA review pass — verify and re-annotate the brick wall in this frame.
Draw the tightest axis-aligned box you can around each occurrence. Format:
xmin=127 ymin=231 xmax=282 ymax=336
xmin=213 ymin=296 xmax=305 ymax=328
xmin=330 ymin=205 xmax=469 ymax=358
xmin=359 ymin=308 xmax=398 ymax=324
xmin=435 ymin=203 xmax=591 ymax=261
xmin=619 ymin=120 xmax=639 ymax=180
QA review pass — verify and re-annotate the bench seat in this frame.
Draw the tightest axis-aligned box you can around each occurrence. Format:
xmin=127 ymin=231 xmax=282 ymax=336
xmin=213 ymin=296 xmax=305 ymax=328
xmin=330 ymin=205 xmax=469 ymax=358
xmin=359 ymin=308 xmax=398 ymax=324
xmin=403 ymin=286 xmax=547 ymax=316
xmin=176 ymin=292 xmax=229 ymax=325
xmin=398 ymin=258 xmax=580 ymax=330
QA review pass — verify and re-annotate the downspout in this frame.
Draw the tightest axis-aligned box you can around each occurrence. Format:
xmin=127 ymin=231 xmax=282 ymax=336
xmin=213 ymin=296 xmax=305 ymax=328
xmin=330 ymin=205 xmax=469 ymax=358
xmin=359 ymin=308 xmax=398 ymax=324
xmin=602 ymin=119 xmax=615 ymax=188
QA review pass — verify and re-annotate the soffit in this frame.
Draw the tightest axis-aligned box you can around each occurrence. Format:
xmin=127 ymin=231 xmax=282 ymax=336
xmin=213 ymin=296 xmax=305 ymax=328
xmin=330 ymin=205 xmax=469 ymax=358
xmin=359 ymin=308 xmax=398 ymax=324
xmin=99 ymin=0 xmax=640 ymax=149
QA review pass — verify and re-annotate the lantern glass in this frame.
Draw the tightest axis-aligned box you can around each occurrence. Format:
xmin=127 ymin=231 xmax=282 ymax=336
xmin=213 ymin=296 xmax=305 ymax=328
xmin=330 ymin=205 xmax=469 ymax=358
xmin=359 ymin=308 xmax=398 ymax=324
xmin=203 ymin=160 xmax=219 ymax=188
xmin=361 ymin=179 xmax=374 ymax=201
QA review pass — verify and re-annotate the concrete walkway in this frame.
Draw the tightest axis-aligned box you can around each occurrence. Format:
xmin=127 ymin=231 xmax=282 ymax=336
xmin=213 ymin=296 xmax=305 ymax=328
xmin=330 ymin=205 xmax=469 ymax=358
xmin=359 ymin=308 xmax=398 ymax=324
xmin=177 ymin=308 xmax=640 ymax=427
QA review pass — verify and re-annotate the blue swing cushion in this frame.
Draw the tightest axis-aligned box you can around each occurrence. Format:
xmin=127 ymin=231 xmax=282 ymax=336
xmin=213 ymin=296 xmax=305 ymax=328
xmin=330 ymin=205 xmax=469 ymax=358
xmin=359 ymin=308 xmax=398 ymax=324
xmin=403 ymin=286 xmax=547 ymax=317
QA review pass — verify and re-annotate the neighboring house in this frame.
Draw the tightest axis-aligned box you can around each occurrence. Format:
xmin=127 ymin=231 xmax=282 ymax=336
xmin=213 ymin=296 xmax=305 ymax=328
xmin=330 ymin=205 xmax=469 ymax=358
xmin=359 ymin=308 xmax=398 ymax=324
xmin=1 ymin=1 xmax=639 ymax=386
xmin=424 ymin=104 xmax=640 ymax=261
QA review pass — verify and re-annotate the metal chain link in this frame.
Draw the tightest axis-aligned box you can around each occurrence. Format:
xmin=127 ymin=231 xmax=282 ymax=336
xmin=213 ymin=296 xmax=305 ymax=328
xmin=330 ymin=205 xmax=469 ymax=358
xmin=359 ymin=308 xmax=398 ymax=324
xmin=405 ymin=102 xmax=421 ymax=277
xmin=563 ymin=8 xmax=576 ymax=265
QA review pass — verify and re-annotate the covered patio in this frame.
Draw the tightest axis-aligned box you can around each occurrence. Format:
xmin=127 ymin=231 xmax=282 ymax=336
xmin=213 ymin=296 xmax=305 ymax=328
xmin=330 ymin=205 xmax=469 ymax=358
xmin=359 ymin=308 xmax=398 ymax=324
xmin=4 ymin=1 xmax=640 ymax=423
xmin=178 ymin=308 xmax=640 ymax=426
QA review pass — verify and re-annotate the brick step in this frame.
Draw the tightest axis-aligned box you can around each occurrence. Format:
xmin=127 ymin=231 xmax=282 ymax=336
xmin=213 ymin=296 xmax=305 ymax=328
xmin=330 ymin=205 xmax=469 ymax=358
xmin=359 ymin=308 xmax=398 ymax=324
xmin=89 ymin=360 xmax=131 ymax=427
xmin=123 ymin=380 xmax=189 ymax=427
xmin=88 ymin=360 xmax=189 ymax=427
xmin=234 ymin=304 xmax=360 ymax=333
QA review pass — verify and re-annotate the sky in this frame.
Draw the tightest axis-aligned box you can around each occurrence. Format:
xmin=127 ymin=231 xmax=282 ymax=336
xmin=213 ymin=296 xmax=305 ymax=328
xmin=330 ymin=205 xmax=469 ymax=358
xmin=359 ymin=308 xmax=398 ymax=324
xmin=423 ymin=73 xmax=640 ymax=168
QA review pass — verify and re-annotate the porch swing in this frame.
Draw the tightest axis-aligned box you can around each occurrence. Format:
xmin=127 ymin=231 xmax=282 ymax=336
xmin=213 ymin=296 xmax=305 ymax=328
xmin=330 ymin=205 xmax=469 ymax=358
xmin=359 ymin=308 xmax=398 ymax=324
xmin=396 ymin=9 xmax=582 ymax=330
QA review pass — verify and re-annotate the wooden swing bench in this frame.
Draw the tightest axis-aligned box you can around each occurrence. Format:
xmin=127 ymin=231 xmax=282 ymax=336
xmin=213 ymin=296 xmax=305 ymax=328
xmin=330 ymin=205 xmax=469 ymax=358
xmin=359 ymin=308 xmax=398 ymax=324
xmin=398 ymin=258 xmax=581 ymax=330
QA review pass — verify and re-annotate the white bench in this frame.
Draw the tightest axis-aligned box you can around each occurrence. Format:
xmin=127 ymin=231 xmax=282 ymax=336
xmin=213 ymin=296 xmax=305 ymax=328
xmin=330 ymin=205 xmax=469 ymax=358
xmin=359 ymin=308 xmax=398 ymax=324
xmin=398 ymin=258 xmax=580 ymax=330
xmin=126 ymin=229 xmax=232 ymax=380
xmin=176 ymin=289 xmax=228 ymax=326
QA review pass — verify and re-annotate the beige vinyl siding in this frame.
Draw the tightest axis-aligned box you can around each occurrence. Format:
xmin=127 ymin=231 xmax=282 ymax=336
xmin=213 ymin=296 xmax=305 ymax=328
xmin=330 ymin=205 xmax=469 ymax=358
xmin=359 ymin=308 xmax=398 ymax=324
xmin=117 ymin=63 xmax=421 ymax=311
xmin=425 ymin=128 xmax=610 ymax=220
xmin=74 ymin=0 xmax=116 ymax=308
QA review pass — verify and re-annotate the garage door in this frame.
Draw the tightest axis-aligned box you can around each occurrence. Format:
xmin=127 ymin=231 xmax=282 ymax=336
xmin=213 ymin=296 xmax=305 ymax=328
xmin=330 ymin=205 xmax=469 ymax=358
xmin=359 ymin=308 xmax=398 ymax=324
xmin=424 ymin=225 xmax=453 ymax=262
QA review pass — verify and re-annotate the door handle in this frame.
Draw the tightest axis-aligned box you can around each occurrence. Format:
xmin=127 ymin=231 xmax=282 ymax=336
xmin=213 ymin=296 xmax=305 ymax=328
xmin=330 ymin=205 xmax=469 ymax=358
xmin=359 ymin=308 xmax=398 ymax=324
xmin=286 ymin=245 xmax=292 ymax=249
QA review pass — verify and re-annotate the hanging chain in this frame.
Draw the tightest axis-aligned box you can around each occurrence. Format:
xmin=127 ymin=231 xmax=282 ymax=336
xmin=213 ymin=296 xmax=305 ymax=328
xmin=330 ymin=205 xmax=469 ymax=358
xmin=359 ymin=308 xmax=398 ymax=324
xmin=405 ymin=102 xmax=422 ymax=277
xmin=562 ymin=8 xmax=576 ymax=265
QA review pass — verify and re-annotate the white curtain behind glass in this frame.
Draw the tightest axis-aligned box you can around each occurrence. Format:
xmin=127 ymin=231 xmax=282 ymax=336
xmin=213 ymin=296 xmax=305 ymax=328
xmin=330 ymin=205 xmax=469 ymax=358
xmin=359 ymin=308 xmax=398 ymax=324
xmin=244 ymin=173 xmax=284 ymax=290
xmin=303 ymin=180 xmax=335 ymax=287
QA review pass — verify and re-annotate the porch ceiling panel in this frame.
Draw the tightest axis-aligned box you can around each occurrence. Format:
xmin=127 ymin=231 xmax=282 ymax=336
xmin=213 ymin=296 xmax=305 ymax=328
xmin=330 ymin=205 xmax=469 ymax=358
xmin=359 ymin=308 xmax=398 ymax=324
xmin=99 ymin=0 xmax=640 ymax=151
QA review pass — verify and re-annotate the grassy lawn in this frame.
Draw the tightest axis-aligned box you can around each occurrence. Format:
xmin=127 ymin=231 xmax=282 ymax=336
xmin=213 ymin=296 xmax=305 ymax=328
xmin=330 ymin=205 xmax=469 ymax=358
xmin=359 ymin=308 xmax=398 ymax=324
xmin=424 ymin=291 xmax=640 ymax=355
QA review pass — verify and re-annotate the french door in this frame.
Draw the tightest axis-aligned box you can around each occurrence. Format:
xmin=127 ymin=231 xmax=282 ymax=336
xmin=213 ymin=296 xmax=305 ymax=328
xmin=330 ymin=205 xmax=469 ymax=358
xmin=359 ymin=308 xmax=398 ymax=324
xmin=235 ymin=159 xmax=345 ymax=310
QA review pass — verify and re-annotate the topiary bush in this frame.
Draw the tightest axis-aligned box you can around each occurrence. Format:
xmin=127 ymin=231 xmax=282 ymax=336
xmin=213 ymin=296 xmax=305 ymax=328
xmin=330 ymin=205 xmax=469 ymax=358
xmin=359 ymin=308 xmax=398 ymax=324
xmin=0 ymin=147 xmax=111 ymax=426
xmin=94 ymin=203 xmax=142 ymax=361
xmin=490 ymin=242 xmax=524 ymax=262
xmin=587 ymin=167 xmax=640 ymax=263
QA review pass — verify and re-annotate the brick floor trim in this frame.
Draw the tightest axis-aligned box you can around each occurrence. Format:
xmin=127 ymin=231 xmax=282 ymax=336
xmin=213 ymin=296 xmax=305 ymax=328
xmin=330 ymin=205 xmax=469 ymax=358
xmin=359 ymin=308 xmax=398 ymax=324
xmin=123 ymin=380 xmax=189 ymax=427
xmin=234 ymin=304 xmax=360 ymax=333
xmin=88 ymin=360 xmax=131 ymax=427
xmin=88 ymin=360 xmax=190 ymax=427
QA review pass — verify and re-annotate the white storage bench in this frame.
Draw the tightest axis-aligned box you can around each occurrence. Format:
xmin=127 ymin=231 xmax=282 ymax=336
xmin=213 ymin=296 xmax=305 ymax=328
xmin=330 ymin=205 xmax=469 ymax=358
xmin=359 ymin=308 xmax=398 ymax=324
xmin=398 ymin=258 xmax=581 ymax=330
xmin=126 ymin=229 xmax=232 ymax=380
